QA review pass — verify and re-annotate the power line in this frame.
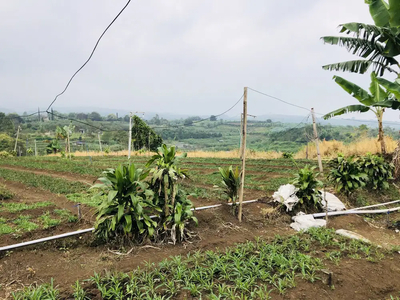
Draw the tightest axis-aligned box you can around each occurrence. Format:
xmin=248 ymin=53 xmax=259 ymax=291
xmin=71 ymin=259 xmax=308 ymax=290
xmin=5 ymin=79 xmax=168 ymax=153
xmin=46 ymin=0 xmax=132 ymax=112
xmin=248 ymin=87 xmax=312 ymax=113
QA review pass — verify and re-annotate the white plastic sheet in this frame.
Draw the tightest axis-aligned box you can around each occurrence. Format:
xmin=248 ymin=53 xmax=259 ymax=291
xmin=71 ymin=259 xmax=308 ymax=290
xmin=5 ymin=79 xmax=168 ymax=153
xmin=321 ymin=192 xmax=346 ymax=212
xmin=272 ymin=184 xmax=299 ymax=211
xmin=290 ymin=212 xmax=326 ymax=231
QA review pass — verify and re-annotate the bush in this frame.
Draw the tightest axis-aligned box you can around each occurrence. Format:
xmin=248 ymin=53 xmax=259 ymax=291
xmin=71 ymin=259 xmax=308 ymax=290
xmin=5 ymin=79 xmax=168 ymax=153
xmin=359 ymin=153 xmax=394 ymax=190
xmin=292 ymin=165 xmax=323 ymax=212
xmin=282 ymin=152 xmax=294 ymax=159
xmin=327 ymin=154 xmax=368 ymax=195
xmin=93 ymin=164 xmax=158 ymax=242
xmin=0 ymin=151 xmax=11 ymax=158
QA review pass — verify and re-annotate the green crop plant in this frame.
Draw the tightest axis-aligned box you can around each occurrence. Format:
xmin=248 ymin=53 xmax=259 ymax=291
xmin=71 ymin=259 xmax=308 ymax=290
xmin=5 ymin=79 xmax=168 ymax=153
xmin=0 ymin=223 xmax=14 ymax=235
xmin=0 ymin=201 xmax=54 ymax=213
xmin=39 ymin=212 xmax=61 ymax=229
xmin=359 ymin=153 xmax=394 ymax=190
xmin=291 ymin=165 xmax=323 ymax=212
xmin=12 ymin=278 xmax=59 ymax=300
xmin=218 ymin=165 xmax=240 ymax=213
xmin=13 ymin=215 xmax=39 ymax=232
xmin=54 ymin=209 xmax=78 ymax=223
xmin=327 ymin=154 xmax=368 ymax=195
xmin=282 ymin=152 xmax=294 ymax=159
xmin=93 ymin=164 xmax=158 ymax=242
xmin=146 ymin=144 xmax=197 ymax=244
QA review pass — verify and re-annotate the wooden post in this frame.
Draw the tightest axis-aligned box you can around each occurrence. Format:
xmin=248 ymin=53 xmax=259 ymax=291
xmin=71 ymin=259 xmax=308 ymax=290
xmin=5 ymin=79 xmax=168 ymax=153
xmin=14 ymin=126 xmax=20 ymax=152
xmin=128 ymin=113 xmax=132 ymax=159
xmin=67 ymin=130 xmax=71 ymax=160
xmin=311 ymin=108 xmax=323 ymax=173
xmin=239 ymin=113 xmax=243 ymax=159
xmin=98 ymin=132 xmax=103 ymax=154
xmin=34 ymin=140 xmax=37 ymax=157
xmin=238 ymin=87 xmax=248 ymax=222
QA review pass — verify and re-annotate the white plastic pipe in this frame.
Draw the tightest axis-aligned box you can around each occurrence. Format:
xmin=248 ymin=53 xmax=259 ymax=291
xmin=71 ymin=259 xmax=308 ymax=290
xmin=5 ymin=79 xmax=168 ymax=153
xmin=347 ymin=199 xmax=400 ymax=211
xmin=0 ymin=199 xmax=259 ymax=252
xmin=313 ymin=206 xmax=400 ymax=218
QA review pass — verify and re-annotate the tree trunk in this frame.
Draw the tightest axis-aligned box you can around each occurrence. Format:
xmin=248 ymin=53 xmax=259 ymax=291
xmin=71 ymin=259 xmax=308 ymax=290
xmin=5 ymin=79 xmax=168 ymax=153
xmin=378 ymin=112 xmax=386 ymax=154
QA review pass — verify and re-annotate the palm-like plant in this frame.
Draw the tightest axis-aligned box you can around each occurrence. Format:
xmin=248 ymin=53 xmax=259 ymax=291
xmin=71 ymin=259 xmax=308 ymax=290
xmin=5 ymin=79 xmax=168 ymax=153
xmin=218 ymin=166 xmax=241 ymax=209
xmin=92 ymin=164 xmax=159 ymax=242
xmin=322 ymin=0 xmax=400 ymax=76
xmin=146 ymin=144 xmax=188 ymax=217
xmin=323 ymin=72 xmax=396 ymax=154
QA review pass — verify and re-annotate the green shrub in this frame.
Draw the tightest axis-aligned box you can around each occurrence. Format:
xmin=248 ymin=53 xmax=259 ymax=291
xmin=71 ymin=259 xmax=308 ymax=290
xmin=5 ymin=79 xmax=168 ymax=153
xmin=292 ymin=165 xmax=323 ymax=212
xmin=93 ymin=164 xmax=158 ymax=242
xmin=327 ymin=154 xmax=368 ymax=195
xmin=359 ymin=153 xmax=394 ymax=190
xmin=0 ymin=151 xmax=11 ymax=158
xmin=282 ymin=152 xmax=294 ymax=159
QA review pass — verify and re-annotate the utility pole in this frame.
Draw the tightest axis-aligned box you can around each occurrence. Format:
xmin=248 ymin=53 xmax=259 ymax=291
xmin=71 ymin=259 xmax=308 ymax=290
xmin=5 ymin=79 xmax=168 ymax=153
xmin=238 ymin=87 xmax=248 ymax=222
xmin=98 ymin=132 xmax=103 ymax=154
xmin=34 ymin=140 xmax=37 ymax=157
xmin=311 ymin=108 xmax=323 ymax=173
xmin=14 ymin=126 xmax=20 ymax=152
xmin=128 ymin=112 xmax=132 ymax=159
xmin=148 ymin=131 xmax=151 ymax=152
xmin=239 ymin=113 xmax=256 ymax=159
xmin=128 ymin=111 xmax=145 ymax=159
xmin=38 ymin=107 xmax=41 ymax=122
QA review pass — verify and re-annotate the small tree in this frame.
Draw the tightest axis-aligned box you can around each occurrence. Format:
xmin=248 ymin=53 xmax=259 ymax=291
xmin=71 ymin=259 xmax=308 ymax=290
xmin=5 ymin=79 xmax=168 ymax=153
xmin=132 ymin=116 xmax=163 ymax=151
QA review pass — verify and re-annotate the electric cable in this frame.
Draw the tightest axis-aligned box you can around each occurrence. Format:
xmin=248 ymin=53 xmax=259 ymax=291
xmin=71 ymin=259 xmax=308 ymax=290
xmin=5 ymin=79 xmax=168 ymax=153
xmin=46 ymin=0 xmax=132 ymax=112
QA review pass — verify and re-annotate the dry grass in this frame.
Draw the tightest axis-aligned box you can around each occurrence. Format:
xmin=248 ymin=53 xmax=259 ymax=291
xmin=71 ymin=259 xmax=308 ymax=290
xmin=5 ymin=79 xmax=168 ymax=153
xmin=294 ymin=136 xmax=397 ymax=159
xmin=49 ymin=137 xmax=398 ymax=160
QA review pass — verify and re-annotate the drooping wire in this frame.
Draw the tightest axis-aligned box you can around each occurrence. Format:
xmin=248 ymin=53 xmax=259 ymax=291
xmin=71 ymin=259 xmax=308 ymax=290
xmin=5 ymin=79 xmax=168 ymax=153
xmin=46 ymin=0 xmax=132 ymax=112
xmin=248 ymin=87 xmax=312 ymax=113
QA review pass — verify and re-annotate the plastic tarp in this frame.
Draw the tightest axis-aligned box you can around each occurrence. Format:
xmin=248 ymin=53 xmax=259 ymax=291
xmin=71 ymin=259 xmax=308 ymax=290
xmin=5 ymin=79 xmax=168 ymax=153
xmin=273 ymin=184 xmax=299 ymax=211
xmin=321 ymin=192 xmax=346 ymax=212
xmin=290 ymin=212 xmax=326 ymax=231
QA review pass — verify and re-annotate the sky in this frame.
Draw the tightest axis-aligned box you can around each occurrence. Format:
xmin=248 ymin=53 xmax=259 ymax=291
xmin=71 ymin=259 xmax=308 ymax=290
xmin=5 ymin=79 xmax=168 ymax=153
xmin=1 ymin=0 xmax=400 ymax=123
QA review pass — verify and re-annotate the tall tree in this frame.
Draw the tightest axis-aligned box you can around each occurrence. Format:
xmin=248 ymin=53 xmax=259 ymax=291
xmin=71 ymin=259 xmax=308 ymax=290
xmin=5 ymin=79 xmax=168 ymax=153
xmin=321 ymin=0 xmax=400 ymax=76
xmin=132 ymin=116 xmax=163 ymax=151
xmin=323 ymin=72 xmax=394 ymax=154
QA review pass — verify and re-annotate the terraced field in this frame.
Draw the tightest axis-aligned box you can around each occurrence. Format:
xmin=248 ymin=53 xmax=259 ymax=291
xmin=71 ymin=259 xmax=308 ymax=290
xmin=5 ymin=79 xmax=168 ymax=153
xmin=0 ymin=155 xmax=400 ymax=299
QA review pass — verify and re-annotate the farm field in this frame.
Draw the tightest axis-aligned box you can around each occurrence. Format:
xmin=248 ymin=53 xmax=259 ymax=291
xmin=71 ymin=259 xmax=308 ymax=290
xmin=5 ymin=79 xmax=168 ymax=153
xmin=0 ymin=155 xmax=400 ymax=299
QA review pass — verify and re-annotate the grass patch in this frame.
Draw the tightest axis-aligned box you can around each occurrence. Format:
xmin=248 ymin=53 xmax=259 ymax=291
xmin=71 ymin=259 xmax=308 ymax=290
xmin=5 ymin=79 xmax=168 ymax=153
xmin=66 ymin=190 xmax=104 ymax=207
xmin=0 ymin=224 xmax=14 ymax=235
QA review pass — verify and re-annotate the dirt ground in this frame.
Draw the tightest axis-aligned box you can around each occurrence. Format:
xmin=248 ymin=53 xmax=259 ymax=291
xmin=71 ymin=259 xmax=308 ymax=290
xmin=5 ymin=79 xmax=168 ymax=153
xmin=1 ymin=172 xmax=400 ymax=299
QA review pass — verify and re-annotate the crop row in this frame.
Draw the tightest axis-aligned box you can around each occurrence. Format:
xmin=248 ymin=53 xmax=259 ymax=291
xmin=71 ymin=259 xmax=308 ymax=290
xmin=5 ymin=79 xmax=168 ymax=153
xmin=12 ymin=227 xmax=393 ymax=299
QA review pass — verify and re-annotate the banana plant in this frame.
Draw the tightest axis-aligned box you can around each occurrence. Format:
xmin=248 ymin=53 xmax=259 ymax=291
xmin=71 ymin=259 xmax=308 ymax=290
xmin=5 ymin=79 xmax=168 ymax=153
xmin=322 ymin=0 xmax=400 ymax=76
xmin=323 ymin=72 xmax=398 ymax=154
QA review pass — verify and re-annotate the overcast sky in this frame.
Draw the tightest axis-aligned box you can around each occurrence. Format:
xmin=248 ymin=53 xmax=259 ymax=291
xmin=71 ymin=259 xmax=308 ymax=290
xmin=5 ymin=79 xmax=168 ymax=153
xmin=1 ymin=0 xmax=400 ymax=123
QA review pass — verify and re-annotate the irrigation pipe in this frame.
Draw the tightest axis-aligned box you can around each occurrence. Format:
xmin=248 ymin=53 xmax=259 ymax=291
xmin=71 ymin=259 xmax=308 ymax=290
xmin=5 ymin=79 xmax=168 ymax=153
xmin=0 ymin=199 xmax=259 ymax=252
xmin=347 ymin=199 xmax=400 ymax=211
xmin=313 ymin=206 xmax=400 ymax=218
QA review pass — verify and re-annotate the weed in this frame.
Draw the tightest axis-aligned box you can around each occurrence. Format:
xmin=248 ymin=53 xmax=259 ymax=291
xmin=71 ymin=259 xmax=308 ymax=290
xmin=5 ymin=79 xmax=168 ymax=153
xmin=0 ymin=184 xmax=14 ymax=200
